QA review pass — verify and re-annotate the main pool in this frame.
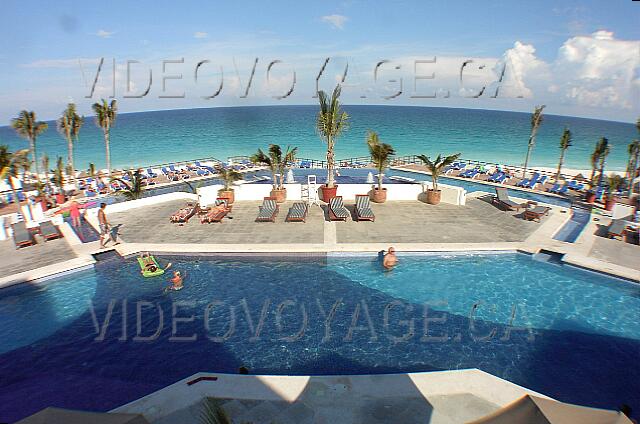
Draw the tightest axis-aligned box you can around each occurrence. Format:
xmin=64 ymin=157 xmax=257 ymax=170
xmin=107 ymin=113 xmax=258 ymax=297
xmin=0 ymin=253 xmax=638 ymax=421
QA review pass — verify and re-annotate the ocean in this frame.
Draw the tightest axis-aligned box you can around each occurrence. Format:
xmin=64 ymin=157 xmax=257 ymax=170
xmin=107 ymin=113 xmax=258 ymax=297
xmin=0 ymin=105 xmax=636 ymax=171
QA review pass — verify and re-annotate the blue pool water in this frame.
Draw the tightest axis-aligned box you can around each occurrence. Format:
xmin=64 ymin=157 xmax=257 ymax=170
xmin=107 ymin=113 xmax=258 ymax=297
xmin=0 ymin=253 xmax=638 ymax=421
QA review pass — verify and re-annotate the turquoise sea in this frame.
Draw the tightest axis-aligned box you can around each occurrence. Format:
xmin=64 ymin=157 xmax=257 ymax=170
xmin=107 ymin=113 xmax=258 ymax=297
xmin=0 ymin=105 xmax=636 ymax=171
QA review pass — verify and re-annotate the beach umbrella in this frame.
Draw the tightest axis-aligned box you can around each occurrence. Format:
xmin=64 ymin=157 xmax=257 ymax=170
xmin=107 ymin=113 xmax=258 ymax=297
xmin=469 ymin=395 xmax=632 ymax=424
xmin=574 ymin=173 xmax=588 ymax=182
xmin=286 ymin=169 xmax=295 ymax=183
xmin=16 ymin=407 xmax=150 ymax=424
xmin=366 ymin=172 xmax=374 ymax=184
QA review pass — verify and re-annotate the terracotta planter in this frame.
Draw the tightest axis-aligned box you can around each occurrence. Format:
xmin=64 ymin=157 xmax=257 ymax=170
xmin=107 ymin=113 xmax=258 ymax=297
xmin=270 ymin=188 xmax=287 ymax=203
xmin=218 ymin=189 xmax=235 ymax=204
xmin=371 ymin=188 xmax=387 ymax=203
xmin=320 ymin=185 xmax=338 ymax=202
xmin=426 ymin=189 xmax=441 ymax=205
xmin=585 ymin=192 xmax=596 ymax=204
xmin=604 ymin=196 xmax=616 ymax=211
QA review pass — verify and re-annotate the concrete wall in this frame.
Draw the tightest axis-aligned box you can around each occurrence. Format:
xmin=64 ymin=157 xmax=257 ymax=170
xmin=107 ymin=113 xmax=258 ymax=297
xmin=198 ymin=183 xmax=466 ymax=206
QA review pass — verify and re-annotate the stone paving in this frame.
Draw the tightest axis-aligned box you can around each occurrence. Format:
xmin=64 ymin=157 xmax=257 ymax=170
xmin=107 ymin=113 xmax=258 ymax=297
xmin=0 ymin=236 xmax=75 ymax=276
xmin=108 ymin=200 xmax=325 ymax=245
xmin=107 ymin=198 xmax=541 ymax=246
xmin=588 ymin=234 xmax=640 ymax=271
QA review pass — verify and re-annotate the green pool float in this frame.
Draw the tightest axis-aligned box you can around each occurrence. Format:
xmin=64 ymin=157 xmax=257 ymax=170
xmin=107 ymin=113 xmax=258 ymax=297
xmin=137 ymin=256 xmax=165 ymax=278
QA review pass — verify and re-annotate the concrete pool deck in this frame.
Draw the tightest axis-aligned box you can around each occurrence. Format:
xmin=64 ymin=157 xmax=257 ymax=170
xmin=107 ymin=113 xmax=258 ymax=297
xmin=2 ymin=189 xmax=638 ymax=286
xmin=112 ymin=369 xmax=548 ymax=424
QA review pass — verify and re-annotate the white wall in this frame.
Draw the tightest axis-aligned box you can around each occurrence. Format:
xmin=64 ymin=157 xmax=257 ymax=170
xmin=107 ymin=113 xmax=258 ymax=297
xmin=198 ymin=182 xmax=466 ymax=206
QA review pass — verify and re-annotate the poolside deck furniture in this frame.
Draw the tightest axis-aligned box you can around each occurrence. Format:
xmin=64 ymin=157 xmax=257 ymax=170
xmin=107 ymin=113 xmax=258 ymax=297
xmin=530 ymin=175 xmax=548 ymax=189
xmin=39 ymin=220 xmax=63 ymax=241
xmin=354 ymin=194 xmax=375 ymax=221
xmin=492 ymin=187 xmax=525 ymax=211
xmin=517 ymin=172 xmax=540 ymax=188
xmin=200 ymin=199 xmax=230 ymax=223
xmin=170 ymin=203 xmax=198 ymax=223
xmin=256 ymin=197 xmax=279 ymax=222
xmin=286 ymin=202 xmax=308 ymax=222
xmin=607 ymin=219 xmax=627 ymax=240
xmin=329 ymin=196 xmax=350 ymax=221
xmin=523 ymin=201 xmax=551 ymax=222
xmin=12 ymin=221 xmax=35 ymax=248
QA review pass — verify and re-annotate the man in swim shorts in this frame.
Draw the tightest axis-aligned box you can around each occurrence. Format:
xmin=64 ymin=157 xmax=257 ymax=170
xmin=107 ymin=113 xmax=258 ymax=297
xmin=383 ymin=247 xmax=398 ymax=270
xmin=140 ymin=252 xmax=158 ymax=274
xmin=98 ymin=203 xmax=110 ymax=248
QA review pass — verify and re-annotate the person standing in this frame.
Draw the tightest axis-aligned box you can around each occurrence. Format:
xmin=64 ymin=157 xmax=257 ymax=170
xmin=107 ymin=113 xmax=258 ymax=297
xmin=383 ymin=246 xmax=398 ymax=270
xmin=97 ymin=203 xmax=110 ymax=248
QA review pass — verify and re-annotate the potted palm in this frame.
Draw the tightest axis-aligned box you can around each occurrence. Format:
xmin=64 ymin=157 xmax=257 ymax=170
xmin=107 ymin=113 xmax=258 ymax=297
xmin=367 ymin=131 xmax=395 ymax=203
xmin=604 ymin=175 xmax=623 ymax=211
xmin=316 ymin=85 xmax=349 ymax=202
xmin=417 ymin=153 xmax=461 ymax=205
xmin=216 ymin=164 xmax=242 ymax=204
xmin=251 ymin=144 xmax=297 ymax=203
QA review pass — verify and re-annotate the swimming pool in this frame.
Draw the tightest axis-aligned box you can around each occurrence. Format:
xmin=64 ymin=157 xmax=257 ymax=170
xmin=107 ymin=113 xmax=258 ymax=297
xmin=1 ymin=253 xmax=637 ymax=421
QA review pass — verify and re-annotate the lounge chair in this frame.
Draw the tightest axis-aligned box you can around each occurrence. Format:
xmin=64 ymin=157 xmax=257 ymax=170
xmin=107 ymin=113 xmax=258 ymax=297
xmin=170 ymin=204 xmax=198 ymax=223
xmin=146 ymin=168 xmax=158 ymax=178
xmin=39 ymin=221 xmax=63 ymax=241
xmin=354 ymin=195 xmax=375 ymax=221
xmin=529 ymin=175 xmax=547 ymax=189
xmin=329 ymin=196 xmax=350 ymax=221
xmin=256 ymin=197 xmax=279 ymax=222
xmin=286 ymin=202 xmax=308 ymax=222
xmin=200 ymin=199 xmax=230 ymax=223
xmin=12 ymin=221 xmax=35 ymax=248
xmin=607 ymin=219 xmax=627 ymax=240
xmin=517 ymin=172 xmax=540 ymax=188
xmin=523 ymin=201 xmax=551 ymax=222
xmin=492 ymin=187 xmax=525 ymax=211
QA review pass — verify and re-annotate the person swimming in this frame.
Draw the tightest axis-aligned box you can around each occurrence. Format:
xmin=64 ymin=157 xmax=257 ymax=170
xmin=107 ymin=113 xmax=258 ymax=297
xmin=167 ymin=270 xmax=184 ymax=291
xmin=383 ymin=247 xmax=398 ymax=270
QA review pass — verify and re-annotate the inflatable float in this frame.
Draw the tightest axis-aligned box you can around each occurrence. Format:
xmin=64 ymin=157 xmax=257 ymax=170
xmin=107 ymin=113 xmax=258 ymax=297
xmin=137 ymin=256 xmax=165 ymax=278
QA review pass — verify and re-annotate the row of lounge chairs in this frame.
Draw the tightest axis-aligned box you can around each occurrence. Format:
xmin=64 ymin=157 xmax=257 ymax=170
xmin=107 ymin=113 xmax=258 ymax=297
xmin=516 ymin=173 xmax=548 ymax=189
xmin=10 ymin=220 xmax=63 ymax=248
xmin=168 ymin=195 xmax=378 ymax=225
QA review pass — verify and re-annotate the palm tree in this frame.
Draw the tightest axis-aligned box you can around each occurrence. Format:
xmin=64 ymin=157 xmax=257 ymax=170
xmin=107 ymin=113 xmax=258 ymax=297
xmin=251 ymin=144 xmax=297 ymax=191
xmin=92 ymin=99 xmax=117 ymax=176
xmin=555 ymin=128 xmax=572 ymax=182
xmin=10 ymin=110 xmax=48 ymax=181
xmin=53 ymin=156 xmax=65 ymax=191
xmin=41 ymin=153 xmax=50 ymax=192
xmin=522 ymin=105 xmax=545 ymax=178
xmin=589 ymin=137 xmax=609 ymax=189
xmin=57 ymin=103 xmax=84 ymax=181
xmin=367 ymin=131 xmax=395 ymax=192
xmin=0 ymin=145 xmax=29 ymax=204
xmin=112 ymin=168 xmax=144 ymax=200
xmin=251 ymin=146 xmax=279 ymax=190
xmin=317 ymin=85 xmax=349 ymax=190
xmin=417 ymin=153 xmax=462 ymax=192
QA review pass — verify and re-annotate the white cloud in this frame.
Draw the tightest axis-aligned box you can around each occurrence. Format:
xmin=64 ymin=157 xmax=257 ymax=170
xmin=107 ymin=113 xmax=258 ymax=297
xmin=489 ymin=41 xmax=550 ymax=98
xmin=95 ymin=29 xmax=114 ymax=38
xmin=321 ymin=14 xmax=348 ymax=30
xmin=194 ymin=31 xmax=208 ymax=39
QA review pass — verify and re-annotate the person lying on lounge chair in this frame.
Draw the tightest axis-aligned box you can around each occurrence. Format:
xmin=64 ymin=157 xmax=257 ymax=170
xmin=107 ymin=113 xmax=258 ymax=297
xmin=200 ymin=203 xmax=229 ymax=223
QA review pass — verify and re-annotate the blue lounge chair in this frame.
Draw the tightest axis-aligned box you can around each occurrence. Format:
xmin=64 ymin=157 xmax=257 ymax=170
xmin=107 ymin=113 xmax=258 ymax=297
xmin=529 ymin=175 xmax=547 ymax=189
xmin=161 ymin=167 xmax=170 ymax=176
xmin=517 ymin=172 xmax=540 ymax=188
xmin=548 ymin=183 xmax=561 ymax=193
xmin=487 ymin=171 xmax=502 ymax=182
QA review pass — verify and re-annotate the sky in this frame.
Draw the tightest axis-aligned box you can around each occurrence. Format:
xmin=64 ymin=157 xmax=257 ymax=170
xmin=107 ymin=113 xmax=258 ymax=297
xmin=0 ymin=0 xmax=638 ymax=124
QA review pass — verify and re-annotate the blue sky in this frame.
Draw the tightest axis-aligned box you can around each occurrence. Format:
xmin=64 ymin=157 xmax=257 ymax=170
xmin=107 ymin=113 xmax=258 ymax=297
xmin=0 ymin=0 xmax=638 ymax=123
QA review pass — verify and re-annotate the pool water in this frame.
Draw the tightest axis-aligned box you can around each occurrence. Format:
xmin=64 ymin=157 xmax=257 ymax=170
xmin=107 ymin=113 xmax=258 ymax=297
xmin=1 ymin=253 xmax=637 ymax=421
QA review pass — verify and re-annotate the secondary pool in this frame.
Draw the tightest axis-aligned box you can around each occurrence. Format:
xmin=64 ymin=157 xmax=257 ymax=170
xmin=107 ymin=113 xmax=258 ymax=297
xmin=1 ymin=253 xmax=637 ymax=421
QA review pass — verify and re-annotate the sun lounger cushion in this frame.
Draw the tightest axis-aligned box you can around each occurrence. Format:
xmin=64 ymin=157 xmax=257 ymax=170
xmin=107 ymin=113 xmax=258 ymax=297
xmin=12 ymin=221 xmax=34 ymax=248
xmin=330 ymin=197 xmax=350 ymax=219
xmin=257 ymin=199 xmax=278 ymax=221
xmin=287 ymin=202 xmax=308 ymax=221
xmin=39 ymin=221 xmax=62 ymax=241
xmin=355 ymin=195 xmax=375 ymax=220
